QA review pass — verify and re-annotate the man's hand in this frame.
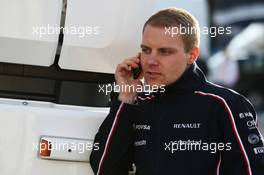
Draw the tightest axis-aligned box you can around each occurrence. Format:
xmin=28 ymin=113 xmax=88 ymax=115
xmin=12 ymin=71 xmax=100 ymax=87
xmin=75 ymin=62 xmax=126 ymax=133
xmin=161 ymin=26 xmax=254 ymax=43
xmin=115 ymin=53 xmax=143 ymax=104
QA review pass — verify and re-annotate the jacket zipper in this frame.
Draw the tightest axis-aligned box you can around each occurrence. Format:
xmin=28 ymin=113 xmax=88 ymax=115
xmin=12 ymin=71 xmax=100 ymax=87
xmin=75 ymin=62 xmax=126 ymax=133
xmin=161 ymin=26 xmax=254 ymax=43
xmin=154 ymin=92 xmax=163 ymax=175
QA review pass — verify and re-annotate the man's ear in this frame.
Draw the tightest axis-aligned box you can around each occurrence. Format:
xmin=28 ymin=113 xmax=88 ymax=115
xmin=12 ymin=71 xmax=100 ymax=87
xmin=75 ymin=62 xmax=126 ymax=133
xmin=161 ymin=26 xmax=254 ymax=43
xmin=187 ymin=47 xmax=199 ymax=64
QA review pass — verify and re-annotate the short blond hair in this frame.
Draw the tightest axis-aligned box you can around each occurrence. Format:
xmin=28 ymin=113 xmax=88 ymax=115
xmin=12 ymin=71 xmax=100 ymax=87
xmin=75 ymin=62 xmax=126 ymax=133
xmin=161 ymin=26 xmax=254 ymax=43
xmin=143 ymin=7 xmax=200 ymax=52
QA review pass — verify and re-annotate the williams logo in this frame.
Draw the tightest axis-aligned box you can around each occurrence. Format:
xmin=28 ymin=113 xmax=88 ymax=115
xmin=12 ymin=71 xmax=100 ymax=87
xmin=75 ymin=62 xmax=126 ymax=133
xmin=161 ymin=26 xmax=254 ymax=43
xmin=173 ymin=123 xmax=201 ymax=129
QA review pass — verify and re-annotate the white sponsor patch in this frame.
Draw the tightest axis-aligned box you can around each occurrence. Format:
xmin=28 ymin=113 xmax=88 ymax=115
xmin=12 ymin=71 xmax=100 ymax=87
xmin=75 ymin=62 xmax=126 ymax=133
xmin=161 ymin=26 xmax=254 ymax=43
xmin=134 ymin=140 xmax=147 ymax=147
xmin=254 ymin=147 xmax=264 ymax=155
xmin=239 ymin=112 xmax=253 ymax=119
xmin=173 ymin=123 xmax=201 ymax=129
xmin=246 ymin=120 xmax=257 ymax=130
xmin=135 ymin=124 xmax=151 ymax=131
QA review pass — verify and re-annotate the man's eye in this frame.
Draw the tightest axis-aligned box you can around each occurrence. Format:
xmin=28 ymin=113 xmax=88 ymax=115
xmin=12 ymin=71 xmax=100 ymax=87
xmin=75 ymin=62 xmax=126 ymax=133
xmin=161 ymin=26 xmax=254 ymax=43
xmin=142 ymin=48 xmax=151 ymax=54
xmin=160 ymin=50 xmax=171 ymax=55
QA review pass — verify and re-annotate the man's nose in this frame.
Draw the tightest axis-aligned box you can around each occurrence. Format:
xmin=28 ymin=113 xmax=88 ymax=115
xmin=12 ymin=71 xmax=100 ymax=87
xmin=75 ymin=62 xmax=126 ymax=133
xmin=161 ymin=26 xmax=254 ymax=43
xmin=146 ymin=53 xmax=159 ymax=66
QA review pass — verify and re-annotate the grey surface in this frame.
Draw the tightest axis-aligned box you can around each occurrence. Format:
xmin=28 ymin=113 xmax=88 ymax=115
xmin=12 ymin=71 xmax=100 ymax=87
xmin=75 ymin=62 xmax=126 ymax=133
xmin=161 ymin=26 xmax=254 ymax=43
xmin=258 ymin=112 xmax=264 ymax=135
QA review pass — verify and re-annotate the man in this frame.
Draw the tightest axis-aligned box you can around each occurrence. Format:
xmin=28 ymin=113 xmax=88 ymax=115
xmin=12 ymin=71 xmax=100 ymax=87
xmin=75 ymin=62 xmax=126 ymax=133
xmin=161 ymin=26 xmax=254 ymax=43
xmin=90 ymin=8 xmax=264 ymax=175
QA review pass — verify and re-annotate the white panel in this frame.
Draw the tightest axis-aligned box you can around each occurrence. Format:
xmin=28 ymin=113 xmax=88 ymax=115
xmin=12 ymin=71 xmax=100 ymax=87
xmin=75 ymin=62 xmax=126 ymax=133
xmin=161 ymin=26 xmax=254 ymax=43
xmin=0 ymin=98 xmax=109 ymax=175
xmin=0 ymin=0 xmax=62 ymax=66
xmin=59 ymin=0 xmax=155 ymax=73
xmin=59 ymin=0 xmax=209 ymax=73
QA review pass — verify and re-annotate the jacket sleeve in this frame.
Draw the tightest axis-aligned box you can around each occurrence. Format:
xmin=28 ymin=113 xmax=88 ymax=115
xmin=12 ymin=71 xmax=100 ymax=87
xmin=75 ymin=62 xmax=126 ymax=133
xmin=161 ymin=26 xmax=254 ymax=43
xmin=218 ymin=94 xmax=264 ymax=175
xmin=89 ymin=93 xmax=136 ymax=175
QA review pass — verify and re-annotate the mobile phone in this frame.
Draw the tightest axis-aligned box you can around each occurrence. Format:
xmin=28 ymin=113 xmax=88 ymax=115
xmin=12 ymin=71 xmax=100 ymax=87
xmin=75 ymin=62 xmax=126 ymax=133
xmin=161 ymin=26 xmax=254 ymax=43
xmin=132 ymin=54 xmax=142 ymax=79
xmin=133 ymin=63 xmax=142 ymax=79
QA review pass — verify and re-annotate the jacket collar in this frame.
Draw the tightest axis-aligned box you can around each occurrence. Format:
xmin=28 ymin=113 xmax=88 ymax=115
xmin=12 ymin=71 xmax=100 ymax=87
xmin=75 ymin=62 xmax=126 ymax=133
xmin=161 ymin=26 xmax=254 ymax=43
xmin=164 ymin=62 xmax=207 ymax=93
